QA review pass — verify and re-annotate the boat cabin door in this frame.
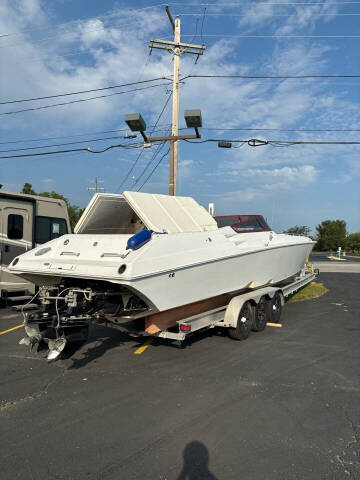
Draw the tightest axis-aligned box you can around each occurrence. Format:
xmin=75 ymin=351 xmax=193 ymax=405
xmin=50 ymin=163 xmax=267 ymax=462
xmin=0 ymin=200 xmax=34 ymax=295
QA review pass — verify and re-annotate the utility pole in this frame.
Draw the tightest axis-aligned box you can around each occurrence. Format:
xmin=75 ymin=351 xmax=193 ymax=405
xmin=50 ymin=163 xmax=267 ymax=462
xmin=171 ymin=15 xmax=180 ymax=197
xmin=88 ymin=177 xmax=105 ymax=194
xmin=149 ymin=5 xmax=205 ymax=195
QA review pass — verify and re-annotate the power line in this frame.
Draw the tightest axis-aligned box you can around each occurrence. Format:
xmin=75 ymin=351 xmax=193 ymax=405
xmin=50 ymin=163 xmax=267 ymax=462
xmin=0 ymin=125 xmax=171 ymax=146
xmin=177 ymin=12 xmax=360 ymax=16
xmin=0 ymin=134 xmax=141 ymax=154
xmin=2 ymin=135 xmax=360 ymax=159
xmin=184 ymin=74 xmax=360 ymax=79
xmin=181 ymin=34 xmax=360 ymax=38
xmin=170 ymin=2 xmax=360 ymax=6
xmin=0 ymin=83 xmax=171 ymax=116
xmin=200 ymin=7 xmax=207 ymax=44
xmin=2 ymin=72 xmax=358 ymax=112
xmin=131 ymin=141 xmax=168 ymax=189
xmin=184 ymin=138 xmax=360 ymax=146
xmin=6 ymin=46 xmax=119 ymax=67
xmin=201 ymin=127 xmax=360 ymax=132
xmin=0 ymin=142 xmax=146 ymax=159
xmin=0 ymin=4 xmax=165 ymax=40
xmin=131 ymin=124 xmax=172 ymax=189
xmin=0 ymin=23 xmax=142 ymax=51
xmin=137 ymin=147 xmax=171 ymax=191
xmin=0 ymin=77 xmax=171 ymax=105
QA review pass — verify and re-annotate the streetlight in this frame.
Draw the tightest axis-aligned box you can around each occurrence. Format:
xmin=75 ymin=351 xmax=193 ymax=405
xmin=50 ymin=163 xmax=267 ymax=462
xmin=184 ymin=109 xmax=202 ymax=138
xmin=125 ymin=113 xmax=149 ymax=142
xmin=124 ymin=109 xmax=202 ymax=144
xmin=124 ymin=109 xmax=203 ymax=195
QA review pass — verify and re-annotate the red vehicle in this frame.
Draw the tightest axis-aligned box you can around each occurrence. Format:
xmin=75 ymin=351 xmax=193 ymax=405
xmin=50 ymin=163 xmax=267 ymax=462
xmin=214 ymin=214 xmax=271 ymax=233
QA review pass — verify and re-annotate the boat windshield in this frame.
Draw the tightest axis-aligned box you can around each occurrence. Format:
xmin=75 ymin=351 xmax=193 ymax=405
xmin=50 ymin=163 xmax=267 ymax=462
xmin=214 ymin=215 xmax=271 ymax=233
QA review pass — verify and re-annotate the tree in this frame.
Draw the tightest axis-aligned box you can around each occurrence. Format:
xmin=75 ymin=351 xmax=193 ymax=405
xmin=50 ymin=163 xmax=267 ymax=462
xmin=21 ymin=182 xmax=36 ymax=195
xmin=283 ymin=225 xmax=311 ymax=236
xmin=346 ymin=233 xmax=360 ymax=253
xmin=21 ymin=183 xmax=84 ymax=231
xmin=315 ymin=220 xmax=347 ymax=251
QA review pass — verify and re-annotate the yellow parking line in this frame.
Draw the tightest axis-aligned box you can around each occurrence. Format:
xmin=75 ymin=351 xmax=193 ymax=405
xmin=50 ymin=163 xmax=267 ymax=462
xmin=266 ymin=322 xmax=283 ymax=328
xmin=0 ymin=324 xmax=24 ymax=336
xmin=134 ymin=337 xmax=153 ymax=355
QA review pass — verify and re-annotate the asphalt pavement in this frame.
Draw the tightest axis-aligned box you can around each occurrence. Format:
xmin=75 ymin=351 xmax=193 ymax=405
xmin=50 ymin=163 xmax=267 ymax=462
xmin=1 ymin=269 xmax=360 ymax=479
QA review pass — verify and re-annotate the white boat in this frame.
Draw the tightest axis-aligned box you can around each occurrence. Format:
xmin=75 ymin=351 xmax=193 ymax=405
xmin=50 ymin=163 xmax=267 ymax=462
xmin=8 ymin=191 xmax=314 ymax=355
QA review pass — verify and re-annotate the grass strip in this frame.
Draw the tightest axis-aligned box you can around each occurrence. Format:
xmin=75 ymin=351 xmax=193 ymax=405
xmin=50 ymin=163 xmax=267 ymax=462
xmin=288 ymin=281 xmax=328 ymax=303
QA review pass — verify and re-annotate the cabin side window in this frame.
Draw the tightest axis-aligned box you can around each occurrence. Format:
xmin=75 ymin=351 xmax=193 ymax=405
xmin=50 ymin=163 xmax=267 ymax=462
xmin=7 ymin=214 xmax=23 ymax=240
xmin=35 ymin=216 xmax=68 ymax=244
xmin=214 ymin=216 xmax=240 ymax=228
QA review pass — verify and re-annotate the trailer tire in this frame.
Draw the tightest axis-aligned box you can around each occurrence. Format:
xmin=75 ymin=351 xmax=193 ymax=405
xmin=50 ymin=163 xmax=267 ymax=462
xmin=228 ymin=301 xmax=253 ymax=340
xmin=270 ymin=292 xmax=283 ymax=323
xmin=252 ymin=296 xmax=269 ymax=332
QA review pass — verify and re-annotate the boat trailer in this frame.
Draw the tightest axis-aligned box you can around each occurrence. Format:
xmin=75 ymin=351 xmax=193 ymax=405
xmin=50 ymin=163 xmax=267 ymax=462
xmin=19 ymin=266 xmax=319 ymax=361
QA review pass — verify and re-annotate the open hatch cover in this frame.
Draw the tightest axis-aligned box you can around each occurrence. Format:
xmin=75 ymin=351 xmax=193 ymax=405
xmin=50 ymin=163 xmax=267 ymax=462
xmin=74 ymin=191 xmax=218 ymax=235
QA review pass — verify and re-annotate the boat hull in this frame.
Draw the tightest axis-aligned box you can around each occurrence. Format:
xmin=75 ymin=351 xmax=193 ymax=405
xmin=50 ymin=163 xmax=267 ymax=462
xmin=126 ymin=241 xmax=314 ymax=312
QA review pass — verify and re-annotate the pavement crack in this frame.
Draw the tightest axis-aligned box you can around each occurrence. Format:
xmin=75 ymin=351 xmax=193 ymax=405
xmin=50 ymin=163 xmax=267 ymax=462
xmin=0 ymin=369 xmax=65 ymax=412
xmin=335 ymin=414 xmax=360 ymax=478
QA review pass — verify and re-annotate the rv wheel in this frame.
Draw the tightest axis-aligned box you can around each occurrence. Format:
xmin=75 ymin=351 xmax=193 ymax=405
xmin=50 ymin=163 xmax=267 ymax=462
xmin=228 ymin=301 xmax=253 ymax=341
xmin=252 ymin=296 xmax=268 ymax=332
xmin=270 ymin=292 xmax=283 ymax=323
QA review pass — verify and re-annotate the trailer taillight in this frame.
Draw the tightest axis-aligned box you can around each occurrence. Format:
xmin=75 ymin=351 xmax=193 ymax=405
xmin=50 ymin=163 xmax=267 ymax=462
xmin=180 ymin=324 xmax=191 ymax=332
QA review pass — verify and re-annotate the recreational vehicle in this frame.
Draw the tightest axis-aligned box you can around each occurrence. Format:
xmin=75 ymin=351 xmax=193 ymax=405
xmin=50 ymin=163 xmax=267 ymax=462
xmin=0 ymin=190 xmax=70 ymax=305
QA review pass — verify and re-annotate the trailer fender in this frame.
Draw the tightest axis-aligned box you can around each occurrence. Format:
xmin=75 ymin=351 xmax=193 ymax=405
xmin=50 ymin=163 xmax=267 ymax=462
xmin=224 ymin=287 xmax=282 ymax=328
xmin=224 ymin=297 xmax=247 ymax=328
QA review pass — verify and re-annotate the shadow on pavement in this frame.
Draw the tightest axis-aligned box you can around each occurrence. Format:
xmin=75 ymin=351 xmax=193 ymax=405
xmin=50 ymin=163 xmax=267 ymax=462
xmin=62 ymin=323 xmax=140 ymax=369
xmin=177 ymin=441 xmax=218 ymax=480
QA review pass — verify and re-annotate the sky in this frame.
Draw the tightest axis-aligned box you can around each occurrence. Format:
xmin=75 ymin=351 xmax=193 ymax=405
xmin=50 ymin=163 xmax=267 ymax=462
xmin=0 ymin=0 xmax=359 ymax=234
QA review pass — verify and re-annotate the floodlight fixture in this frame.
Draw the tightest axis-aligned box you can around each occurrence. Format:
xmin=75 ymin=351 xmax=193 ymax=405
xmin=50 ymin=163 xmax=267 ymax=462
xmin=184 ymin=109 xmax=202 ymax=129
xmin=125 ymin=113 xmax=148 ymax=142
xmin=125 ymin=113 xmax=146 ymax=132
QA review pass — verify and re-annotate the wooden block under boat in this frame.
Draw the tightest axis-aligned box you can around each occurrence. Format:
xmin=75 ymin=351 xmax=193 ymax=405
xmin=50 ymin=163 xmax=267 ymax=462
xmin=145 ymin=292 xmax=240 ymax=334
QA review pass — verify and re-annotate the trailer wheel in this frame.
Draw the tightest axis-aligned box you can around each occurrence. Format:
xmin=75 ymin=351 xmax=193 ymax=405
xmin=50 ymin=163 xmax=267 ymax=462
xmin=252 ymin=296 xmax=269 ymax=332
xmin=270 ymin=292 xmax=283 ymax=323
xmin=228 ymin=301 xmax=253 ymax=340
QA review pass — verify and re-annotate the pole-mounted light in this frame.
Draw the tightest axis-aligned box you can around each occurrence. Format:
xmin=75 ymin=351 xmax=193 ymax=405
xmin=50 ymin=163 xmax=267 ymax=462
xmin=125 ymin=113 xmax=148 ymax=143
xmin=184 ymin=109 xmax=202 ymax=138
xmin=124 ymin=109 xmax=203 ymax=143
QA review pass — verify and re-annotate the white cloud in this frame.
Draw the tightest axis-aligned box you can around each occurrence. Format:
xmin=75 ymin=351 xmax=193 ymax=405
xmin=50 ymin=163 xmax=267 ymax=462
xmin=216 ymin=165 xmax=318 ymax=206
xmin=40 ymin=178 xmax=56 ymax=189
xmin=236 ymin=0 xmax=339 ymax=35
xmin=242 ymin=165 xmax=318 ymax=182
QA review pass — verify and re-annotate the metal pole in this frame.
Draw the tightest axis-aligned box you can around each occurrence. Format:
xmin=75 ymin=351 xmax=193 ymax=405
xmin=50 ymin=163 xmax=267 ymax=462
xmin=94 ymin=177 xmax=98 ymax=193
xmin=169 ymin=17 xmax=180 ymax=196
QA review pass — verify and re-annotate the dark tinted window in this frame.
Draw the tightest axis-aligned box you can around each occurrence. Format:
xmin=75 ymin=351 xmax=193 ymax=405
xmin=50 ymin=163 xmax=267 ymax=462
xmin=258 ymin=216 xmax=271 ymax=230
xmin=8 ymin=214 xmax=23 ymax=240
xmin=232 ymin=219 xmax=262 ymax=232
xmin=215 ymin=216 xmax=240 ymax=228
xmin=35 ymin=216 xmax=68 ymax=244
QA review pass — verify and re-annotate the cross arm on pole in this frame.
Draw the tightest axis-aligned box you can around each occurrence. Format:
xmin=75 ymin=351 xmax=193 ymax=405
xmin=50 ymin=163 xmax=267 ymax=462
xmin=147 ymin=132 xmax=201 ymax=142
xmin=149 ymin=39 xmax=205 ymax=56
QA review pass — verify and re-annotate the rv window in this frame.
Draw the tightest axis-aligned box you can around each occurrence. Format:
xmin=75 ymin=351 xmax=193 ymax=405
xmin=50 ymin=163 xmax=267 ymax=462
xmin=8 ymin=214 xmax=23 ymax=240
xmin=35 ymin=216 xmax=68 ymax=244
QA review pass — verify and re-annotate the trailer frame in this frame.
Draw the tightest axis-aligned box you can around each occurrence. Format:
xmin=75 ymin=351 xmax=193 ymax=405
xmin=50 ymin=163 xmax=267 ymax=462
xmin=149 ymin=266 xmax=319 ymax=342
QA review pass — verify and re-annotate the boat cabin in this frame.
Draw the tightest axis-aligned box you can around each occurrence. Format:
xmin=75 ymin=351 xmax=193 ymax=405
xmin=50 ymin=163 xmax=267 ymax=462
xmin=214 ymin=215 xmax=271 ymax=233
